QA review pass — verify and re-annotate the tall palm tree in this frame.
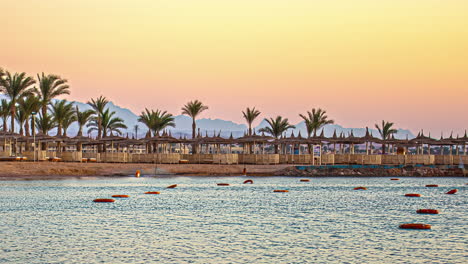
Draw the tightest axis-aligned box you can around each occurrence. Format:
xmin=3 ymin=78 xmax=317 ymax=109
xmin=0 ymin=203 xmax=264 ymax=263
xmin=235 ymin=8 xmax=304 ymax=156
xmin=375 ymin=120 xmax=397 ymax=154
xmin=0 ymin=99 xmax=11 ymax=132
xmin=87 ymin=109 xmax=127 ymax=137
xmin=87 ymin=96 xmax=109 ymax=139
xmin=17 ymin=96 xmax=41 ymax=136
xmin=138 ymin=108 xmax=156 ymax=138
xmin=259 ymin=116 xmax=295 ymax=153
xmin=181 ymin=100 xmax=208 ymax=154
xmin=35 ymin=113 xmax=56 ymax=135
xmin=34 ymin=73 xmax=70 ymax=118
xmin=75 ymin=106 xmax=94 ymax=136
xmin=242 ymin=107 xmax=261 ymax=136
xmin=299 ymin=108 xmax=334 ymax=138
xmin=0 ymin=70 xmax=36 ymax=133
xmin=50 ymin=100 xmax=75 ymax=136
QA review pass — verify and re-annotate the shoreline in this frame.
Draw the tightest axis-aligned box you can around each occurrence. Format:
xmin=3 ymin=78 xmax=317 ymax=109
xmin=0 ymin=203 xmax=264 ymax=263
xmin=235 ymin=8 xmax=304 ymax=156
xmin=0 ymin=162 xmax=465 ymax=180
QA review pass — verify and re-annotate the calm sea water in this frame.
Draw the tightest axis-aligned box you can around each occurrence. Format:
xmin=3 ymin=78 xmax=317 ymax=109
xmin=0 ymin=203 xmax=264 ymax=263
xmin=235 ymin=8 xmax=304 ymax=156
xmin=0 ymin=176 xmax=466 ymax=264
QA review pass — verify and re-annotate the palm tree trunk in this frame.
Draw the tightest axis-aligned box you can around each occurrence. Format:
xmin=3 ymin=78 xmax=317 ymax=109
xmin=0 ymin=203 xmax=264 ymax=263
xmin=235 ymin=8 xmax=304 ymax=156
xmin=25 ymin=120 xmax=30 ymax=137
xmin=192 ymin=119 xmax=197 ymax=154
xmin=382 ymin=143 xmax=386 ymax=154
xmin=10 ymin=105 xmax=16 ymax=133
xmin=3 ymin=118 xmax=7 ymax=132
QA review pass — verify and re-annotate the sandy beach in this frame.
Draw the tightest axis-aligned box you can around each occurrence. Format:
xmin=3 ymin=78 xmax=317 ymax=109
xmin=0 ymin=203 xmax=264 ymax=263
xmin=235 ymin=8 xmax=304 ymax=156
xmin=0 ymin=162 xmax=292 ymax=180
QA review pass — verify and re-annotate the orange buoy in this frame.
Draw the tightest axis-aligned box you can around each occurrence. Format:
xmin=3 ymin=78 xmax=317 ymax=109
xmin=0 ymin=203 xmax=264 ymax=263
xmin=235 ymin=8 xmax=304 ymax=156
xmin=405 ymin=193 xmax=422 ymax=197
xmin=166 ymin=184 xmax=177 ymax=189
xmin=416 ymin=209 xmax=439 ymax=214
xmin=111 ymin=195 xmax=130 ymax=198
xmin=399 ymin=223 xmax=431 ymax=230
xmin=243 ymin=179 xmax=253 ymax=184
xmin=217 ymin=183 xmax=230 ymax=186
xmin=426 ymin=184 xmax=438 ymax=187
xmin=93 ymin=198 xmax=115 ymax=203
xmin=354 ymin=187 xmax=367 ymax=190
xmin=273 ymin=190 xmax=289 ymax=193
xmin=300 ymin=179 xmax=310 ymax=182
xmin=446 ymin=189 xmax=458 ymax=195
xmin=391 ymin=178 xmax=400 ymax=181
xmin=145 ymin=191 xmax=160 ymax=194
xmin=135 ymin=170 xmax=141 ymax=178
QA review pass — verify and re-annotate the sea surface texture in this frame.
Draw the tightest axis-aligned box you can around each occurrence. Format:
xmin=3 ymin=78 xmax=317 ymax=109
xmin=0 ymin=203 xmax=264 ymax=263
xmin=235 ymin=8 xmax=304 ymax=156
xmin=1 ymin=177 xmax=466 ymax=263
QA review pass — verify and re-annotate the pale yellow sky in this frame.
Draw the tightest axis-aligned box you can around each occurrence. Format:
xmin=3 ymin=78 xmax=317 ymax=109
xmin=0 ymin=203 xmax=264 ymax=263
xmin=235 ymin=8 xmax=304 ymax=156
xmin=1 ymin=0 xmax=468 ymax=134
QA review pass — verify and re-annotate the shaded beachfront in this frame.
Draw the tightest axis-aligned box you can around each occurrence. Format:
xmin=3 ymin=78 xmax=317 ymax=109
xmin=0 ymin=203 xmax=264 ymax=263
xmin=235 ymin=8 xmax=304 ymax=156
xmin=1 ymin=67 xmax=467 ymax=171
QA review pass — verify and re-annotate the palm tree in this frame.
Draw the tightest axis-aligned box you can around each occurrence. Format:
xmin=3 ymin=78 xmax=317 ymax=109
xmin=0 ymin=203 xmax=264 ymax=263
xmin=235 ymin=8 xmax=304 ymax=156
xmin=35 ymin=113 xmax=56 ymax=135
xmin=375 ymin=120 xmax=397 ymax=154
xmin=15 ymin=107 xmax=27 ymax=136
xmin=87 ymin=96 xmax=109 ymax=139
xmin=299 ymin=108 xmax=334 ymax=138
xmin=34 ymin=73 xmax=70 ymax=118
xmin=138 ymin=108 xmax=156 ymax=138
xmin=75 ymin=106 xmax=94 ymax=136
xmin=17 ymin=96 xmax=41 ymax=136
xmin=50 ymin=100 xmax=75 ymax=136
xmin=0 ymin=99 xmax=11 ymax=132
xmin=242 ymin=107 xmax=261 ymax=136
xmin=259 ymin=116 xmax=295 ymax=153
xmin=87 ymin=109 xmax=127 ymax=137
xmin=181 ymin=100 xmax=208 ymax=154
xmin=0 ymin=70 xmax=36 ymax=133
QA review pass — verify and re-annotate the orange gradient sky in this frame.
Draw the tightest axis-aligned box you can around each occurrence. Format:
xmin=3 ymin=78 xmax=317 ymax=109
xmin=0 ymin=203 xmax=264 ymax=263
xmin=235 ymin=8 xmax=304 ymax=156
xmin=2 ymin=0 xmax=468 ymax=135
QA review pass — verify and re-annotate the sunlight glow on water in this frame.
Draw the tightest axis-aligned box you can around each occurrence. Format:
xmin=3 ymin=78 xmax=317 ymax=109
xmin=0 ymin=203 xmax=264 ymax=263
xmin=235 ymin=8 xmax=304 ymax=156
xmin=0 ymin=177 xmax=466 ymax=263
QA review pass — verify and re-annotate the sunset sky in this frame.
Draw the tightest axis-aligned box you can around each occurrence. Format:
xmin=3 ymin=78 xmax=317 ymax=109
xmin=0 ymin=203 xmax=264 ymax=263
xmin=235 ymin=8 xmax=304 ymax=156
xmin=2 ymin=0 xmax=467 ymax=135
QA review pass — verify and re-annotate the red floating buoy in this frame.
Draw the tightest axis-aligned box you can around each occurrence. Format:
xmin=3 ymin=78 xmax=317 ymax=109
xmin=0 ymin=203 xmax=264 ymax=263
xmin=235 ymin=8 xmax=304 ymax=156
xmin=145 ymin=191 xmax=160 ymax=194
xmin=391 ymin=178 xmax=400 ymax=181
xmin=405 ymin=193 xmax=422 ymax=197
xmin=93 ymin=198 xmax=115 ymax=203
xmin=243 ymin=179 xmax=253 ymax=184
xmin=166 ymin=184 xmax=177 ymax=189
xmin=217 ymin=183 xmax=230 ymax=186
xmin=273 ymin=190 xmax=289 ymax=193
xmin=111 ymin=195 xmax=129 ymax=198
xmin=446 ymin=189 xmax=458 ymax=195
xmin=399 ymin=223 xmax=431 ymax=230
xmin=416 ymin=209 xmax=439 ymax=214
xmin=300 ymin=179 xmax=310 ymax=182
xmin=426 ymin=184 xmax=438 ymax=187
xmin=354 ymin=187 xmax=367 ymax=190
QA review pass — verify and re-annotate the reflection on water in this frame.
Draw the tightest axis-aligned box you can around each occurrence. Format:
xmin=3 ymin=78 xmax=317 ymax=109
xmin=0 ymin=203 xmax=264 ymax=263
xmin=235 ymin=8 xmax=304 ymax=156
xmin=0 ymin=177 xmax=466 ymax=263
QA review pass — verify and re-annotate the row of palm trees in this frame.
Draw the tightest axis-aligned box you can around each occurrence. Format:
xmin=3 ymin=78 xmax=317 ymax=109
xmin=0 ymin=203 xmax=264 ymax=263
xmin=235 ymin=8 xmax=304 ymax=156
xmin=0 ymin=68 xmax=127 ymax=138
xmin=2 ymin=67 xmax=399 ymax=154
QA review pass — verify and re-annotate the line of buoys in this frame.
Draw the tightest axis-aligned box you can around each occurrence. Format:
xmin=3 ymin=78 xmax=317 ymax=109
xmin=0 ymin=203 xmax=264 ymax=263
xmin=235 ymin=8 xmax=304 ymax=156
xmin=425 ymin=184 xmax=438 ymax=187
xmin=166 ymin=184 xmax=177 ymax=189
xmin=390 ymin=178 xmax=400 ymax=181
xmin=416 ymin=209 xmax=439 ymax=214
xmin=399 ymin=223 xmax=431 ymax=230
xmin=111 ymin=195 xmax=130 ymax=198
xmin=243 ymin=179 xmax=253 ymax=184
xmin=354 ymin=187 xmax=367 ymax=190
xmin=93 ymin=198 xmax=115 ymax=203
xmin=217 ymin=183 xmax=230 ymax=186
xmin=135 ymin=170 xmax=141 ymax=178
xmin=405 ymin=193 xmax=422 ymax=197
xmin=446 ymin=189 xmax=458 ymax=194
xmin=145 ymin=191 xmax=160 ymax=194
xmin=273 ymin=190 xmax=289 ymax=193
xmin=300 ymin=179 xmax=310 ymax=182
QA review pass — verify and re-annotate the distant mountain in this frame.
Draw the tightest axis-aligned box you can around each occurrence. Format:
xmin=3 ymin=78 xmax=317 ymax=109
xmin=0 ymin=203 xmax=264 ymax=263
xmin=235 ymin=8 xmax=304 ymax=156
xmin=0 ymin=95 xmax=415 ymax=139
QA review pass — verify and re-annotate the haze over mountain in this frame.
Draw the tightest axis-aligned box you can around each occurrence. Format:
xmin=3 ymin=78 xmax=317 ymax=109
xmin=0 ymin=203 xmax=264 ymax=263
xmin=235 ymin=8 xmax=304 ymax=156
xmin=1 ymin=95 xmax=415 ymax=139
